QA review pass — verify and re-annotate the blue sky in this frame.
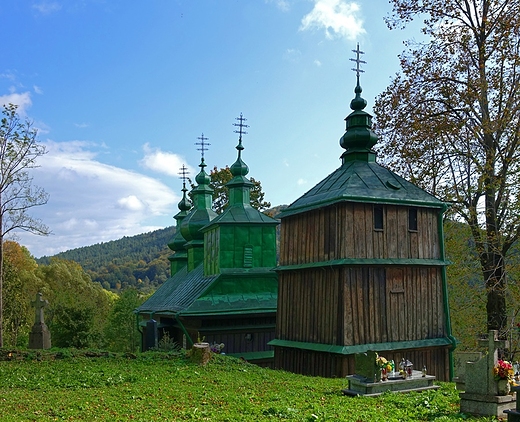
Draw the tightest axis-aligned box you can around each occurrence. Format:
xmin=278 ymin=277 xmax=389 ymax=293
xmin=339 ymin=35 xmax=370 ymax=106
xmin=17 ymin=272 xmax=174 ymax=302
xmin=1 ymin=0 xmax=419 ymax=258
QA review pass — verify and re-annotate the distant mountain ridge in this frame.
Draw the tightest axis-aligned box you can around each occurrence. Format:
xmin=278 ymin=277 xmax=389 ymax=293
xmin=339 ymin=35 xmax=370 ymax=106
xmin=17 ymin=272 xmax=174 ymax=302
xmin=37 ymin=226 xmax=175 ymax=292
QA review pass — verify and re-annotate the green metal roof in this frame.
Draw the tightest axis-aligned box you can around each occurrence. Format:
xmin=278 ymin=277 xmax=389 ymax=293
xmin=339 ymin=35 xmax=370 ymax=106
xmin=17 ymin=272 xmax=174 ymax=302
xmin=203 ymin=204 xmax=278 ymax=227
xmin=280 ymin=161 xmax=445 ymax=218
xmin=268 ymin=338 xmax=453 ymax=355
xmin=137 ymin=264 xmax=277 ymax=317
xmin=276 ymin=258 xmax=449 ymax=271
xmin=137 ymin=265 xmax=218 ymax=314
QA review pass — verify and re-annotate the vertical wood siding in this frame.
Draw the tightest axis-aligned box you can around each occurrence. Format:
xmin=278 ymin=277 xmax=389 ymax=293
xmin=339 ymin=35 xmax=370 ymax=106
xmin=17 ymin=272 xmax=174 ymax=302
xmin=275 ymin=201 xmax=450 ymax=380
xmin=276 ymin=267 xmax=446 ymax=346
xmin=280 ymin=204 xmax=440 ymax=265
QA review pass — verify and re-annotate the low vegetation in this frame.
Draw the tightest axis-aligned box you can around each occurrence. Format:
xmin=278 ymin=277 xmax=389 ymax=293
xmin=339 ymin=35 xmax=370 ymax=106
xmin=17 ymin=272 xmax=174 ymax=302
xmin=0 ymin=351 xmax=499 ymax=421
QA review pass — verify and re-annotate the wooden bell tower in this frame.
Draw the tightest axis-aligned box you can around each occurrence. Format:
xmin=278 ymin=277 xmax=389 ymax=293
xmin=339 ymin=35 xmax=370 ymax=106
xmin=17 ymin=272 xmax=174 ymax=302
xmin=271 ymin=46 xmax=456 ymax=380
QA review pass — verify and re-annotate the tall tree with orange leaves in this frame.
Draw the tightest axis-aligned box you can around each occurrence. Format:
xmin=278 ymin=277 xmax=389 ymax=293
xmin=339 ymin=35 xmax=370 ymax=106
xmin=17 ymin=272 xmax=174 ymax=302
xmin=374 ymin=0 xmax=520 ymax=334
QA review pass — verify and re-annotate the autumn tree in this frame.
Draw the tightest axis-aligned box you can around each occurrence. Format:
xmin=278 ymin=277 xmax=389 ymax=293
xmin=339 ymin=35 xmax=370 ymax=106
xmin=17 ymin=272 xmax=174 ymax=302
xmin=2 ymin=241 xmax=41 ymax=347
xmin=374 ymin=0 xmax=520 ymax=334
xmin=208 ymin=166 xmax=271 ymax=214
xmin=0 ymin=104 xmax=49 ymax=347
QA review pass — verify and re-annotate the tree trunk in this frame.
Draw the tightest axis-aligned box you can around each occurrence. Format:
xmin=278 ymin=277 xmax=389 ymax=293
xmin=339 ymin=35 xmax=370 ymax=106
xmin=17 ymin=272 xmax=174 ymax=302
xmin=190 ymin=342 xmax=211 ymax=365
xmin=485 ymin=254 xmax=507 ymax=333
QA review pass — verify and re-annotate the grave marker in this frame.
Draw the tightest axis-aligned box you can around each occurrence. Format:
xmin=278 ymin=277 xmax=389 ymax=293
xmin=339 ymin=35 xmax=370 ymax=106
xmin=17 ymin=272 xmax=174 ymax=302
xmin=28 ymin=292 xmax=51 ymax=349
xmin=459 ymin=330 xmax=516 ymax=417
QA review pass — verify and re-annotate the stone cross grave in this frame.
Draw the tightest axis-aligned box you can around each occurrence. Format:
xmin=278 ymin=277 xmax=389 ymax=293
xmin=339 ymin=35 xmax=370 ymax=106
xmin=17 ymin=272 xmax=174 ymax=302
xmin=33 ymin=292 xmax=48 ymax=325
xmin=459 ymin=330 xmax=515 ymax=417
xmin=28 ymin=292 xmax=51 ymax=349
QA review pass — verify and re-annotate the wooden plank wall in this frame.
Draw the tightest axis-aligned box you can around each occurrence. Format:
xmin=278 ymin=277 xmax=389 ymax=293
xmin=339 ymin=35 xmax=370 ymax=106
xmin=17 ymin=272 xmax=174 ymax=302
xmin=273 ymin=346 xmax=450 ymax=381
xmin=276 ymin=268 xmax=341 ymax=345
xmin=276 ymin=266 xmax=446 ymax=346
xmin=279 ymin=204 xmax=440 ymax=265
xmin=201 ymin=329 xmax=275 ymax=355
xmin=275 ymin=202 xmax=449 ymax=380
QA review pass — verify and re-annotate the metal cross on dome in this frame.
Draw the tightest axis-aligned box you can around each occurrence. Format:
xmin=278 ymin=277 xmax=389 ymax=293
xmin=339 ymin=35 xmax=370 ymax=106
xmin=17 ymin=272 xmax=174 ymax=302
xmin=195 ymin=133 xmax=210 ymax=160
xmin=350 ymin=43 xmax=366 ymax=78
xmin=178 ymin=164 xmax=189 ymax=189
xmin=233 ymin=113 xmax=249 ymax=140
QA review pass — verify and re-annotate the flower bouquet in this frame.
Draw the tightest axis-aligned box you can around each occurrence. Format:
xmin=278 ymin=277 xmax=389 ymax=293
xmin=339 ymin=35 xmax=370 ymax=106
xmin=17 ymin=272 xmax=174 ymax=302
xmin=376 ymin=354 xmax=392 ymax=381
xmin=493 ymin=359 xmax=513 ymax=381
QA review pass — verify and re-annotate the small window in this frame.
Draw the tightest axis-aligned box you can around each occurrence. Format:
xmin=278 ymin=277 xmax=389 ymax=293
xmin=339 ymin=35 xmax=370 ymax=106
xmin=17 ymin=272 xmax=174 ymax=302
xmin=408 ymin=207 xmax=418 ymax=232
xmin=243 ymin=245 xmax=253 ymax=268
xmin=374 ymin=205 xmax=384 ymax=230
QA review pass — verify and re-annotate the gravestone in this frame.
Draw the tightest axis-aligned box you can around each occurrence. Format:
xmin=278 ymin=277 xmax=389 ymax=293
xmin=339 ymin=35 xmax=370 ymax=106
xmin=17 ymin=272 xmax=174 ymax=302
xmin=459 ymin=330 xmax=516 ymax=417
xmin=343 ymin=351 xmax=438 ymax=396
xmin=28 ymin=292 xmax=51 ymax=349
xmin=453 ymin=351 xmax=482 ymax=390
xmin=354 ymin=351 xmax=378 ymax=382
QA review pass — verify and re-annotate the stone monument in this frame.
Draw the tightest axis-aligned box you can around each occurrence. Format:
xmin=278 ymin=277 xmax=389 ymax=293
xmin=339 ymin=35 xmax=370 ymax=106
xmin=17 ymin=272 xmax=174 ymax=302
xmin=28 ymin=292 xmax=51 ymax=349
xmin=453 ymin=351 xmax=482 ymax=390
xmin=459 ymin=330 xmax=515 ymax=417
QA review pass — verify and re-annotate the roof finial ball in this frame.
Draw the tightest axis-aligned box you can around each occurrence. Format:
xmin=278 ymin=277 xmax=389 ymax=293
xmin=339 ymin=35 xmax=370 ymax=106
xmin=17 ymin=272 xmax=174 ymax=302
xmin=340 ymin=43 xmax=378 ymax=161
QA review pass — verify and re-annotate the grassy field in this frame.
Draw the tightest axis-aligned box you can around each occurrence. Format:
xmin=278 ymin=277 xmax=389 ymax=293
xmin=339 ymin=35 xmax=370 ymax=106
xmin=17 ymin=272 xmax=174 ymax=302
xmin=0 ymin=351 xmax=502 ymax=421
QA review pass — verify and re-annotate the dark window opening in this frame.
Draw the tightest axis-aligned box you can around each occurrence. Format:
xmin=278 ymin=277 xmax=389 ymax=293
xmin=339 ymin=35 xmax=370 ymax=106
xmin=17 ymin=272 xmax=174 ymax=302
xmin=374 ymin=205 xmax=384 ymax=230
xmin=408 ymin=207 xmax=418 ymax=232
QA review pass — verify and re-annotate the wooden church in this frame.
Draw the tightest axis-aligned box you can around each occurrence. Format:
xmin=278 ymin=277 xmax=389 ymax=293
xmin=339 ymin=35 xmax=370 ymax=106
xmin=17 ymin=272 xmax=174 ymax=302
xmin=270 ymin=50 xmax=456 ymax=381
xmin=137 ymin=120 xmax=279 ymax=365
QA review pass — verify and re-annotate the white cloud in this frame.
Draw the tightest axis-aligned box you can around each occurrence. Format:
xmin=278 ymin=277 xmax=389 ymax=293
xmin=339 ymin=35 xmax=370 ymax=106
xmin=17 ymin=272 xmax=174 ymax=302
xmin=33 ymin=85 xmax=44 ymax=95
xmin=300 ymin=0 xmax=365 ymax=40
xmin=14 ymin=141 xmax=179 ymax=257
xmin=74 ymin=122 xmax=89 ymax=128
xmin=117 ymin=195 xmax=145 ymax=211
xmin=266 ymin=0 xmax=290 ymax=12
xmin=314 ymin=59 xmax=322 ymax=66
xmin=297 ymin=178 xmax=307 ymax=185
xmin=140 ymin=143 xmax=195 ymax=177
xmin=0 ymin=91 xmax=32 ymax=115
xmin=32 ymin=2 xmax=62 ymax=15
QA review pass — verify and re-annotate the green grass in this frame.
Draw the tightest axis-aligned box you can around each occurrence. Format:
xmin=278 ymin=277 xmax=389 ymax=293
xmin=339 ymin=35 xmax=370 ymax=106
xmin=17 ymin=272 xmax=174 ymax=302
xmin=0 ymin=352 xmax=501 ymax=421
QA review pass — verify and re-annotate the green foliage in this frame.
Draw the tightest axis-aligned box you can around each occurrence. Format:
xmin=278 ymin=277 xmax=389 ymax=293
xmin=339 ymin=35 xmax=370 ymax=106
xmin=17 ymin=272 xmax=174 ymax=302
xmin=104 ymin=288 xmax=145 ymax=352
xmin=444 ymin=220 xmax=486 ymax=350
xmin=0 ymin=353 xmax=489 ymax=421
xmin=41 ymin=259 xmax=115 ymax=349
xmin=2 ymin=241 xmax=42 ymax=347
xmin=152 ymin=330 xmax=180 ymax=352
xmin=50 ymin=305 xmax=99 ymax=349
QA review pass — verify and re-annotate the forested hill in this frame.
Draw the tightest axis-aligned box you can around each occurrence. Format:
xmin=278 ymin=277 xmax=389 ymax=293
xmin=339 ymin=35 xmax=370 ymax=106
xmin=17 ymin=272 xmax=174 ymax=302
xmin=37 ymin=226 xmax=175 ymax=292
